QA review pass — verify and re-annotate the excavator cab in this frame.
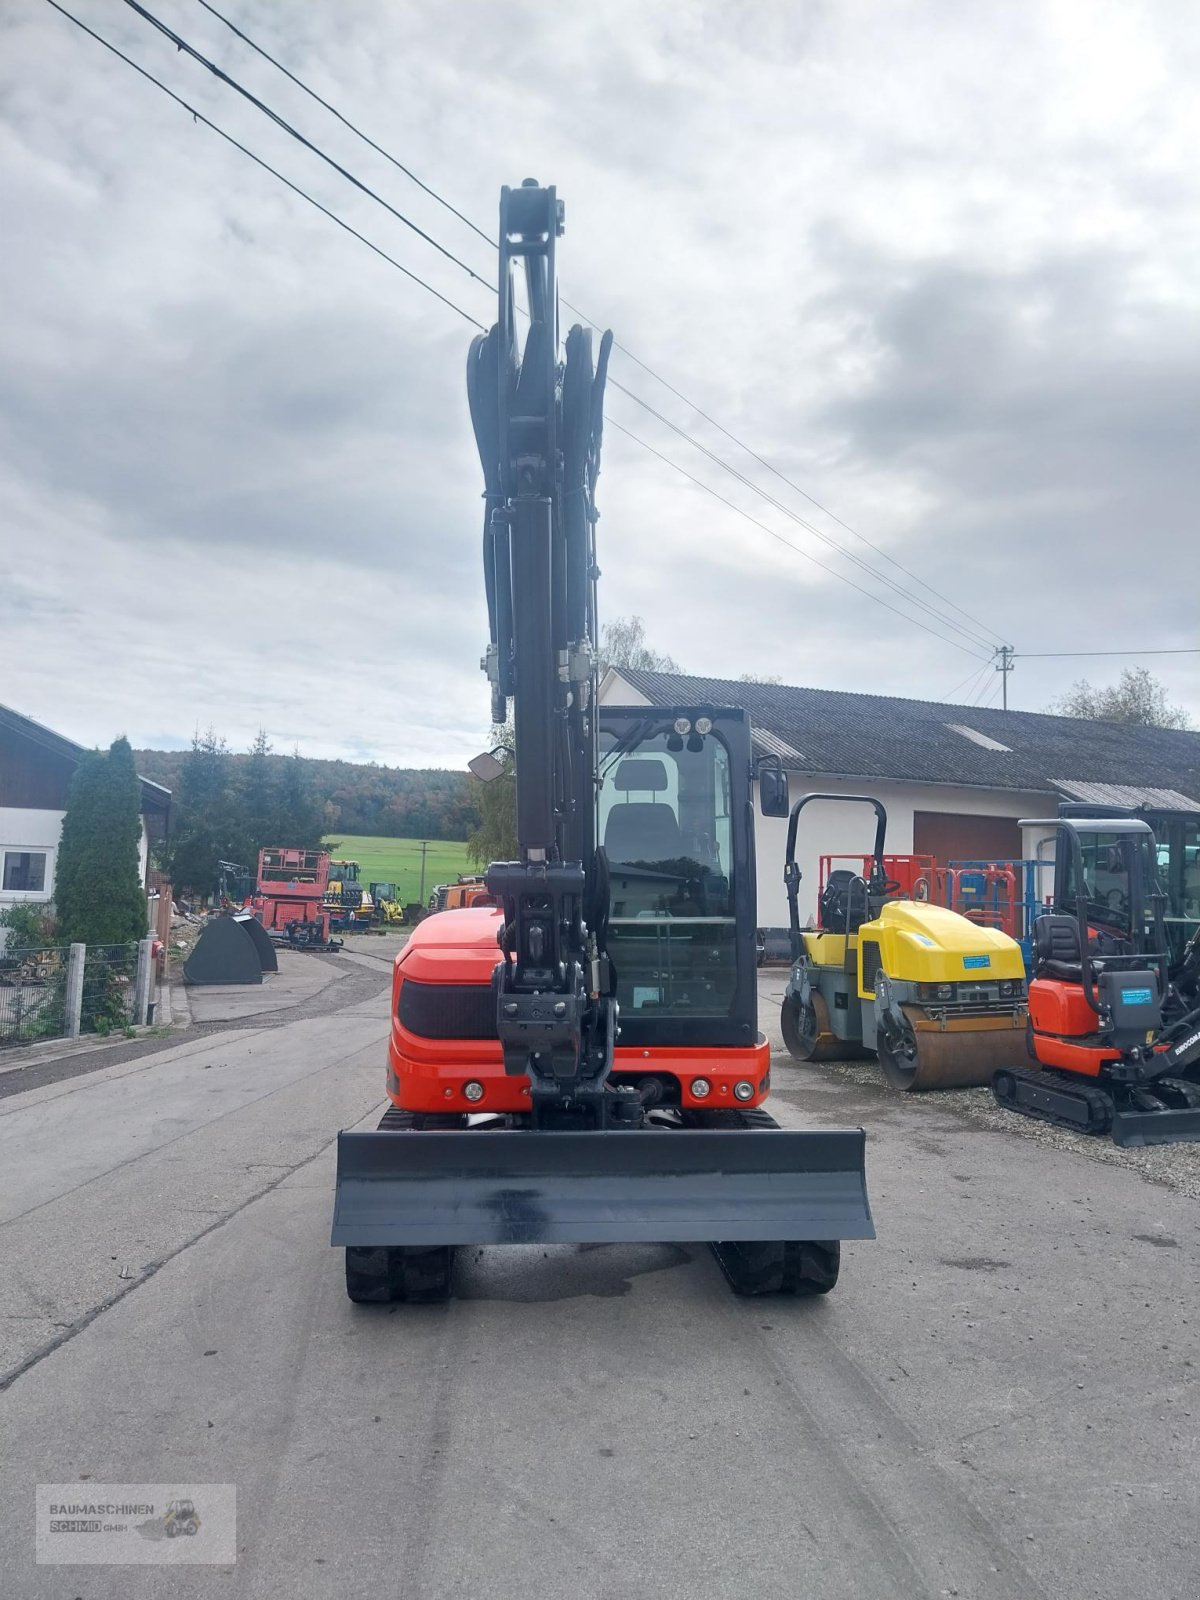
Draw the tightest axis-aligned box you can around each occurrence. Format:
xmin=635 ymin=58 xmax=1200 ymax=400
xmin=599 ymin=708 xmax=756 ymax=1048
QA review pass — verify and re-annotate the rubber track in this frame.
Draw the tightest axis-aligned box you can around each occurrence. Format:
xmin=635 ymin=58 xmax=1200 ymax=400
xmin=992 ymin=1065 xmax=1113 ymax=1135
xmin=688 ymin=1106 xmax=841 ymax=1297
xmin=343 ymin=1109 xmax=463 ymax=1304
xmin=1154 ymin=1078 xmax=1200 ymax=1109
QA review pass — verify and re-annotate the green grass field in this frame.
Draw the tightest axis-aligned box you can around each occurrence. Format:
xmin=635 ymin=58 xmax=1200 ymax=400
xmin=322 ymin=835 xmax=474 ymax=906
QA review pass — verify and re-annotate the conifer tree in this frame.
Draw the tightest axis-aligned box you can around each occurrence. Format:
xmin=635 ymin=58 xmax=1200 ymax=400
xmin=56 ymin=737 xmax=147 ymax=948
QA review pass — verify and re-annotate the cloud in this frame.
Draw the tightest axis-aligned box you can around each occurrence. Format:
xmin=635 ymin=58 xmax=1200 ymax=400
xmin=1 ymin=0 xmax=1197 ymax=769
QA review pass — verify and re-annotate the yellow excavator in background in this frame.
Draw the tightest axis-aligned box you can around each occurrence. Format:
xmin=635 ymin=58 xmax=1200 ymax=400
xmin=324 ymin=860 xmax=373 ymax=930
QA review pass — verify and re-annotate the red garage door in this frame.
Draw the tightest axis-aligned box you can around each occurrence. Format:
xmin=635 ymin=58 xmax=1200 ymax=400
xmin=912 ymin=812 xmax=1022 ymax=867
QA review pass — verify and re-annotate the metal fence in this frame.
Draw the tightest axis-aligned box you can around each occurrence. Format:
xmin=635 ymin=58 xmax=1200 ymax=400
xmin=0 ymin=944 xmax=71 ymax=1047
xmin=80 ymin=942 xmax=141 ymax=1037
xmin=0 ymin=938 xmax=155 ymax=1049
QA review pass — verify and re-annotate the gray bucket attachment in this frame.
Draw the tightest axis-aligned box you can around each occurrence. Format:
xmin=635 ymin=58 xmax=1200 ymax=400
xmin=331 ymin=1126 xmax=874 ymax=1247
xmin=183 ymin=916 xmax=264 ymax=986
xmin=233 ymin=913 xmax=277 ymax=974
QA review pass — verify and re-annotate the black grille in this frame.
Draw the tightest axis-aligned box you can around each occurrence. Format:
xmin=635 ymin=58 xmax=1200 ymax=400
xmin=860 ymin=939 xmax=883 ymax=994
xmin=398 ymin=980 xmax=497 ymax=1040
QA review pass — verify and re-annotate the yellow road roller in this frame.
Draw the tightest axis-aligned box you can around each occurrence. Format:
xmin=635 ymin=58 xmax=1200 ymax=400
xmin=780 ymin=794 xmax=1027 ymax=1089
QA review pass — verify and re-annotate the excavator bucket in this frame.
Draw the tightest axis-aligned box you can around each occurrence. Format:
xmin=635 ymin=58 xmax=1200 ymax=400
xmin=235 ymin=912 xmax=278 ymax=974
xmin=184 ymin=915 xmax=266 ymax=986
xmin=331 ymin=1126 xmax=874 ymax=1247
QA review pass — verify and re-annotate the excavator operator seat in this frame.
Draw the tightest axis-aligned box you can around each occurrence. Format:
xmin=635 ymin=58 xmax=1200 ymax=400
xmin=1033 ymin=913 xmax=1084 ymax=979
xmin=604 ymin=760 xmax=683 ymax=864
xmin=1033 ymin=913 xmax=1134 ymax=981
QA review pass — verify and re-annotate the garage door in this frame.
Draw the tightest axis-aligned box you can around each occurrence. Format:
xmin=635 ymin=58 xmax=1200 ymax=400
xmin=912 ymin=812 xmax=1023 ymax=866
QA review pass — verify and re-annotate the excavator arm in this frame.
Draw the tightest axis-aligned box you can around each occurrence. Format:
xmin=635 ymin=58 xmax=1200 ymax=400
xmin=466 ymin=181 xmax=616 ymax=1124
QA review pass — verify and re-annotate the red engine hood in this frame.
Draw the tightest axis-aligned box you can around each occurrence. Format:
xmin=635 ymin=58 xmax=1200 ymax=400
xmin=397 ymin=906 xmax=503 ymax=985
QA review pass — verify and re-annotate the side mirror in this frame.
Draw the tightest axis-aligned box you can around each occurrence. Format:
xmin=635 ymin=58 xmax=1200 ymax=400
xmin=468 ymin=746 xmax=509 ymax=783
xmin=758 ymin=763 xmax=790 ymax=818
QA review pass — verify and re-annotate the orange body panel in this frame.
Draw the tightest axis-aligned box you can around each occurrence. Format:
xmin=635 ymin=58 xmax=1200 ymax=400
xmin=1028 ymin=977 xmax=1097 ymax=1040
xmin=1028 ymin=975 xmax=1112 ymax=1078
xmin=387 ymin=906 xmax=770 ymax=1116
xmin=443 ymin=881 xmax=493 ymax=910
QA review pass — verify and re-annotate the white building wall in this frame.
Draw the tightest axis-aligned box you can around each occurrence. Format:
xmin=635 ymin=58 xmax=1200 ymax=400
xmin=0 ymin=807 xmax=64 ymax=904
xmin=0 ymin=808 xmax=152 ymax=907
xmin=752 ymin=777 xmax=1055 ymax=928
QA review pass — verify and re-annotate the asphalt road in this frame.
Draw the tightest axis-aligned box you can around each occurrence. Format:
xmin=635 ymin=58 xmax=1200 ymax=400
xmin=1 ymin=961 xmax=1196 ymax=1598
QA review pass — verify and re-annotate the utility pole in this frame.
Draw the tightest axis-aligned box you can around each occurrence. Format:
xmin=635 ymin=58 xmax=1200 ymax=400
xmin=994 ymin=645 xmax=1014 ymax=709
xmin=418 ymin=840 xmax=428 ymax=908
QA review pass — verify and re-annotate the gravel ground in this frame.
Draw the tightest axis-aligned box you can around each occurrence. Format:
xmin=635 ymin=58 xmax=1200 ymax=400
xmin=790 ymin=1052 xmax=1200 ymax=1201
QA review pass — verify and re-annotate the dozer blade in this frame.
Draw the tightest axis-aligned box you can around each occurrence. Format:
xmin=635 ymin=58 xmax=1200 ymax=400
xmin=331 ymin=1127 xmax=874 ymax=1247
xmin=1111 ymin=1107 xmax=1200 ymax=1149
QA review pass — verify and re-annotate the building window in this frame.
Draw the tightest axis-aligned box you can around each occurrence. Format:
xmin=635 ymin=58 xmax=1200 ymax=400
xmin=2 ymin=851 xmax=48 ymax=893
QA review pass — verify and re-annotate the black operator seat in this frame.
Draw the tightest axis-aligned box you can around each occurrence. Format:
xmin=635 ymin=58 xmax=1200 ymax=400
xmin=1033 ymin=913 xmax=1133 ymax=981
xmin=604 ymin=759 xmax=684 ymax=864
xmin=819 ymin=869 xmax=870 ymax=935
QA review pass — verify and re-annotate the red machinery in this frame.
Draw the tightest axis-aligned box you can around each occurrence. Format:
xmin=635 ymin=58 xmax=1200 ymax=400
xmin=820 ymin=853 xmax=934 ymax=904
xmin=992 ymin=817 xmax=1200 ymax=1145
xmin=251 ymin=848 xmax=342 ymax=950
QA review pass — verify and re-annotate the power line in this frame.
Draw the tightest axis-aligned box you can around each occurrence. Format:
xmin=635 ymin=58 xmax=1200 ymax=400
xmin=577 ymin=324 xmax=1009 ymax=649
xmin=188 ymin=0 xmax=1007 ymax=653
xmin=1017 ymin=648 xmax=1200 ymax=659
xmin=49 ymin=0 xmax=993 ymax=665
xmin=44 ymin=1 xmax=486 ymax=330
xmin=606 ymin=421 xmax=988 ymax=660
xmin=941 ymin=661 xmax=992 ymax=702
xmin=606 ymin=377 xmax=997 ymax=652
xmin=195 ymin=0 xmax=494 ymax=249
xmin=119 ymin=0 xmax=493 ymax=291
xmin=968 ymin=669 xmax=993 ymax=708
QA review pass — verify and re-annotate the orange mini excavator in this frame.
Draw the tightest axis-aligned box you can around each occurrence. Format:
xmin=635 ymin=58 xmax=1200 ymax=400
xmin=992 ymin=815 xmax=1200 ymax=1147
xmin=330 ymin=181 xmax=873 ymax=1301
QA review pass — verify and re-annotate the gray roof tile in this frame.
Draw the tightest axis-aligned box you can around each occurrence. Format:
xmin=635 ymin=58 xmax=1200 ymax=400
xmin=610 ymin=670 xmax=1200 ymax=799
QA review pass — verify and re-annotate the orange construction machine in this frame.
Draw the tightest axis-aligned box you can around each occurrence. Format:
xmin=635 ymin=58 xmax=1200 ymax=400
xmin=330 ymin=180 xmax=873 ymax=1302
xmin=252 ymin=848 xmax=342 ymax=951
xmin=992 ymin=817 xmax=1200 ymax=1145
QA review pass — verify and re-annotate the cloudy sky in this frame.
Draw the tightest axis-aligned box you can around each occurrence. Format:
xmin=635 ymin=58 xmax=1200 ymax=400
xmin=3 ymin=0 xmax=1197 ymax=766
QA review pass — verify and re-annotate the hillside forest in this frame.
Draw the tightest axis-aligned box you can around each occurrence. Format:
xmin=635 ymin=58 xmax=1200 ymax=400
xmin=137 ymin=732 xmax=479 ymax=894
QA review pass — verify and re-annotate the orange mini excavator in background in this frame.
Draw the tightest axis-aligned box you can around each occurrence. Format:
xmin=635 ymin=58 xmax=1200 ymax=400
xmin=330 ymin=180 xmax=874 ymax=1301
xmin=992 ymin=816 xmax=1200 ymax=1147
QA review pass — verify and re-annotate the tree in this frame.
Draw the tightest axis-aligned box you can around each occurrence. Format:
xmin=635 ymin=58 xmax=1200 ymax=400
xmin=276 ymin=747 xmax=325 ymax=849
xmin=467 ymin=723 xmax=517 ymax=868
xmin=55 ymin=737 xmax=148 ymax=948
xmin=166 ymin=729 xmax=239 ymax=894
xmin=739 ymin=672 xmax=783 ymax=685
xmin=599 ymin=615 xmax=680 ymax=677
xmin=236 ymin=729 xmax=278 ymax=864
xmin=1047 ymin=667 xmax=1192 ymax=730
xmin=135 ymin=747 xmax=479 ymax=841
